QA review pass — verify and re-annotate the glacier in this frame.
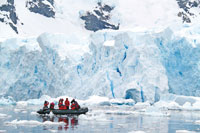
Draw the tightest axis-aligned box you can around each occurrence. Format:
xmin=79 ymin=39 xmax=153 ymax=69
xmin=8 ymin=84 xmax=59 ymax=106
xmin=1 ymin=25 xmax=200 ymax=104
xmin=2 ymin=1 xmax=200 ymax=133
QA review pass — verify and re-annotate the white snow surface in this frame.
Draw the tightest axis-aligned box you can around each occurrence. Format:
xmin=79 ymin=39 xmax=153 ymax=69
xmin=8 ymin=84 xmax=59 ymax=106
xmin=103 ymin=40 xmax=115 ymax=46
xmin=0 ymin=0 xmax=188 ymax=38
xmin=117 ymin=0 xmax=181 ymax=30
xmin=0 ymin=0 xmax=7 ymax=5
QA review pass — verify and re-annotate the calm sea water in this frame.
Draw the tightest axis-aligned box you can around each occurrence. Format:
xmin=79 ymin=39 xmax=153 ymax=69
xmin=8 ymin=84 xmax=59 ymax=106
xmin=0 ymin=105 xmax=200 ymax=133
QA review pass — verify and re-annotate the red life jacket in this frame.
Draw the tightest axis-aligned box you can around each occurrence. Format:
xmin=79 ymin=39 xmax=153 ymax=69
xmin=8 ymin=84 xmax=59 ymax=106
xmin=71 ymin=103 xmax=76 ymax=110
xmin=65 ymin=100 xmax=70 ymax=107
xmin=58 ymin=100 xmax=64 ymax=107
xmin=74 ymin=101 xmax=80 ymax=110
xmin=75 ymin=103 xmax=80 ymax=110
xmin=44 ymin=101 xmax=49 ymax=107
xmin=59 ymin=101 xmax=66 ymax=110
xmin=59 ymin=105 xmax=66 ymax=110
xmin=50 ymin=102 xmax=55 ymax=109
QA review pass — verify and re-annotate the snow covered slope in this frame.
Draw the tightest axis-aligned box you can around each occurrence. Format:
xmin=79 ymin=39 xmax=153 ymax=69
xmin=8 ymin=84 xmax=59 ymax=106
xmin=0 ymin=0 xmax=119 ymax=38
xmin=1 ymin=0 xmax=200 ymax=38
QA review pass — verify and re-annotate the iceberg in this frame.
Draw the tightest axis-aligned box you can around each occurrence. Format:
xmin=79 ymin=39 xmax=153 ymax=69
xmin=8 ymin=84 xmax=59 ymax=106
xmin=5 ymin=119 xmax=65 ymax=127
xmin=0 ymin=25 xmax=200 ymax=104
xmin=0 ymin=113 xmax=11 ymax=119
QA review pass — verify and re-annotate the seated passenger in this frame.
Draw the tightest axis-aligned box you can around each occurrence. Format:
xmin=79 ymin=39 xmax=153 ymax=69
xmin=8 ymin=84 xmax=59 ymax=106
xmin=50 ymin=102 xmax=55 ymax=110
xmin=71 ymin=99 xmax=75 ymax=104
xmin=71 ymin=99 xmax=80 ymax=110
xmin=58 ymin=98 xmax=66 ymax=110
xmin=43 ymin=101 xmax=49 ymax=110
xmin=71 ymin=102 xmax=76 ymax=110
xmin=74 ymin=101 xmax=80 ymax=110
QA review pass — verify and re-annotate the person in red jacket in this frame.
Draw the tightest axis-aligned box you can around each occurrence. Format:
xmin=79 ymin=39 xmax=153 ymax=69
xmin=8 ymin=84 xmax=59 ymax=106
xmin=43 ymin=101 xmax=49 ymax=110
xmin=58 ymin=98 xmax=66 ymax=110
xmin=74 ymin=101 xmax=80 ymax=110
xmin=50 ymin=102 xmax=55 ymax=110
xmin=71 ymin=102 xmax=76 ymax=110
xmin=65 ymin=98 xmax=70 ymax=110
xmin=71 ymin=99 xmax=80 ymax=110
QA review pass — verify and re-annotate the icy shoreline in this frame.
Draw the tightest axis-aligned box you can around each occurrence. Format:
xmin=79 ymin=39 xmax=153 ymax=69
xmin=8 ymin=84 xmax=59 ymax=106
xmin=1 ymin=94 xmax=200 ymax=133
xmin=2 ymin=94 xmax=200 ymax=116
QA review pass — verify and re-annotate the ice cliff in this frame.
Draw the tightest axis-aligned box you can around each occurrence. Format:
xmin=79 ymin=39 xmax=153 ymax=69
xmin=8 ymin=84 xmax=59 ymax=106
xmin=0 ymin=25 xmax=199 ymax=104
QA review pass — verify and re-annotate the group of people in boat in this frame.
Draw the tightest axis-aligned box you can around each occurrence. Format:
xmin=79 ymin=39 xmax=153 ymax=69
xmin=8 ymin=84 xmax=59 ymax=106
xmin=43 ymin=98 xmax=80 ymax=110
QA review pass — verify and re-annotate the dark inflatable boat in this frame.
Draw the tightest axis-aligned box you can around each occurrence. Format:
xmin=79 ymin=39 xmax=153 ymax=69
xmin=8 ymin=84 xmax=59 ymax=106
xmin=37 ymin=107 xmax=88 ymax=115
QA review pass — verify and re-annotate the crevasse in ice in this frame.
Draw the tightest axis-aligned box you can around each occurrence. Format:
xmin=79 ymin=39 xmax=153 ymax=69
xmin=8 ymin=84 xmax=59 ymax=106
xmin=0 ymin=27 xmax=199 ymax=103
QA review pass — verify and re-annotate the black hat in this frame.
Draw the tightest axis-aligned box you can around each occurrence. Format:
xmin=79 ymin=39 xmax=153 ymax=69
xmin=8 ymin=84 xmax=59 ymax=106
xmin=71 ymin=99 xmax=75 ymax=103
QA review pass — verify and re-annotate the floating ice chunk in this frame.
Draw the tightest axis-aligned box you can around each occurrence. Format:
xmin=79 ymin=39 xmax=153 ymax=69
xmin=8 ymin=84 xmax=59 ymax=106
xmin=81 ymin=95 xmax=134 ymax=106
xmin=102 ymin=110 xmax=135 ymax=115
xmin=154 ymin=101 xmax=181 ymax=110
xmin=195 ymin=120 xmax=200 ymax=124
xmin=0 ymin=114 xmax=7 ymax=118
xmin=111 ymin=99 xmax=134 ymax=106
xmin=158 ymin=94 xmax=200 ymax=111
xmin=175 ymin=97 xmax=196 ymax=106
xmin=14 ymin=102 xmax=29 ymax=113
xmin=82 ymin=95 xmax=110 ymax=106
xmin=192 ymin=101 xmax=200 ymax=109
xmin=5 ymin=119 xmax=65 ymax=127
xmin=79 ymin=113 xmax=111 ymax=122
xmin=0 ymin=113 xmax=11 ymax=119
xmin=21 ymin=111 xmax=27 ymax=113
xmin=133 ymin=102 xmax=151 ymax=110
xmin=0 ymin=97 xmax=16 ymax=105
xmin=48 ymin=129 xmax=57 ymax=133
xmin=14 ymin=108 xmax=27 ymax=113
xmin=30 ymin=112 xmax=38 ymax=115
xmin=5 ymin=119 xmax=41 ymax=127
xmin=176 ymin=130 xmax=196 ymax=133
xmin=183 ymin=102 xmax=192 ymax=109
xmin=0 ymin=130 xmax=6 ymax=133
xmin=42 ymin=121 xmax=65 ymax=125
xmin=142 ymin=106 xmax=170 ymax=117
xmin=128 ymin=131 xmax=146 ymax=133
xmin=16 ymin=101 xmax=28 ymax=107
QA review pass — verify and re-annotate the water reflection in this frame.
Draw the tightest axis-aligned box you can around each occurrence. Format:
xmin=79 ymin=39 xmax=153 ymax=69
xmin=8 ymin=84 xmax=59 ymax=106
xmin=71 ymin=117 xmax=78 ymax=129
xmin=58 ymin=117 xmax=69 ymax=130
xmin=39 ymin=115 xmax=79 ymax=131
